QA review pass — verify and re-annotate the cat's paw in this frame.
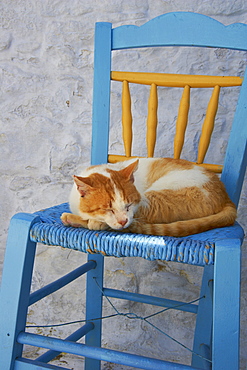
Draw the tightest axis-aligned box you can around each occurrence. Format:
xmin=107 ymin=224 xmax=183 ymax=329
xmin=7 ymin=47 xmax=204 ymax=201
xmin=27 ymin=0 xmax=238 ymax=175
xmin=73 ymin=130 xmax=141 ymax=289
xmin=87 ymin=219 xmax=108 ymax=230
xmin=61 ymin=213 xmax=89 ymax=228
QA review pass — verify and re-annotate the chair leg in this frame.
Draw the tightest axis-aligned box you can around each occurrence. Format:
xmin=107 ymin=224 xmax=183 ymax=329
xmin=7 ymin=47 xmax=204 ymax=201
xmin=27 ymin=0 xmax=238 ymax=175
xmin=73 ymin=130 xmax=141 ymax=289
xmin=212 ymin=239 xmax=241 ymax=370
xmin=192 ymin=265 xmax=213 ymax=370
xmin=0 ymin=213 xmax=39 ymax=370
xmin=84 ymin=253 xmax=104 ymax=370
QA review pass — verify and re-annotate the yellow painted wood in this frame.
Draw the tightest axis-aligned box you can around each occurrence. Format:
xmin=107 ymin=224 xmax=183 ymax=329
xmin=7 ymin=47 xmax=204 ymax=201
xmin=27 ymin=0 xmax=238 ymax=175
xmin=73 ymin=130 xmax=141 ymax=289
xmin=108 ymin=154 xmax=139 ymax=163
xmin=146 ymin=83 xmax=158 ymax=157
xmin=111 ymin=71 xmax=235 ymax=172
xmin=108 ymin=154 xmax=223 ymax=173
xmin=197 ymin=85 xmax=221 ymax=164
xmin=174 ymin=85 xmax=190 ymax=159
xmin=122 ymin=80 xmax=132 ymax=157
xmin=196 ymin=163 xmax=223 ymax=173
xmin=111 ymin=71 xmax=242 ymax=88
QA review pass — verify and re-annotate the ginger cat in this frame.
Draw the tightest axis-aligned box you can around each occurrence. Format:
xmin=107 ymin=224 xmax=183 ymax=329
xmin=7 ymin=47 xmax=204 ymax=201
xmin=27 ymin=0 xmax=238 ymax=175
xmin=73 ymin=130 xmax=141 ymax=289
xmin=61 ymin=158 xmax=237 ymax=237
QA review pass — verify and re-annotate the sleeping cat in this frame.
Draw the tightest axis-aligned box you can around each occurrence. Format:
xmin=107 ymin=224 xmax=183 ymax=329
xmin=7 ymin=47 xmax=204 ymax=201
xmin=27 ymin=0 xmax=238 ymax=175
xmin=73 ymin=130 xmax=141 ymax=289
xmin=61 ymin=158 xmax=237 ymax=237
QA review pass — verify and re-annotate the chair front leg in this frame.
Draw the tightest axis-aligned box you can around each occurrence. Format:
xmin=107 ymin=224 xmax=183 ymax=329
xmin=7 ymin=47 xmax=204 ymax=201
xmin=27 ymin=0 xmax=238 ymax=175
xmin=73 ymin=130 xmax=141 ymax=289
xmin=0 ymin=213 xmax=39 ymax=370
xmin=212 ymin=239 xmax=241 ymax=370
xmin=84 ymin=253 xmax=104 ymax=370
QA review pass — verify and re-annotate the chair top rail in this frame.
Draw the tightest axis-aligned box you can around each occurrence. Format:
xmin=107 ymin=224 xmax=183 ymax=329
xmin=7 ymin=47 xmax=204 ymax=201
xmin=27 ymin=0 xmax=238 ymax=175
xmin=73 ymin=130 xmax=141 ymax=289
xmin=111 ymin=71 xmax=243 ymax=88
xmin=110 ymin=12 xmax=247 ymax=51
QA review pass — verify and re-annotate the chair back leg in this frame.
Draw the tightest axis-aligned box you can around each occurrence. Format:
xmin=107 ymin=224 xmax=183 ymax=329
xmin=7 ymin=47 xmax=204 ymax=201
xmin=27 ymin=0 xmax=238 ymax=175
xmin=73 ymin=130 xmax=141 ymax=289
xmin=192 ymin=265 xmax=213 ymax=369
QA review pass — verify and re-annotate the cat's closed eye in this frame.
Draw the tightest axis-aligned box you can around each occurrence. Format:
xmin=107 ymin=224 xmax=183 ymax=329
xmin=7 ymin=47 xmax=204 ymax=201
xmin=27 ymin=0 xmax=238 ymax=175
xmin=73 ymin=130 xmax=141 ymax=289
xmin=126 ymin=203 xmax=133 ymax=211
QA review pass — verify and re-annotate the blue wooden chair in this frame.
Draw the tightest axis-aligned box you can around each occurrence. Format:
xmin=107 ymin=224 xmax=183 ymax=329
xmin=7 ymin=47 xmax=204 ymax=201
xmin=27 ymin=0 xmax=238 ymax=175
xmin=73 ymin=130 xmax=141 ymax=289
xmin=1 ymin=12 xmax=247 ymax=370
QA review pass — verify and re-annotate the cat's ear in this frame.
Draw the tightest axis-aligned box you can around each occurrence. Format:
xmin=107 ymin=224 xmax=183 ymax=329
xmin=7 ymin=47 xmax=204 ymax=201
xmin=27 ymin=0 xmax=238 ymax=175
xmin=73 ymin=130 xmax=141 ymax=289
xmin=73 ymin=175 xmax=93 ymax=197
xmin=120 ymin=160 xmax=139 ymax=183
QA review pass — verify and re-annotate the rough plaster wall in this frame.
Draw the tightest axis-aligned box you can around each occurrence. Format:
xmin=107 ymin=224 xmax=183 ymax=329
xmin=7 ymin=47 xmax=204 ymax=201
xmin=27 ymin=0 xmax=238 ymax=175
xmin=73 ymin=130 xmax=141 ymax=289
xmin=0 ymin=1 xmax=247 ymax=369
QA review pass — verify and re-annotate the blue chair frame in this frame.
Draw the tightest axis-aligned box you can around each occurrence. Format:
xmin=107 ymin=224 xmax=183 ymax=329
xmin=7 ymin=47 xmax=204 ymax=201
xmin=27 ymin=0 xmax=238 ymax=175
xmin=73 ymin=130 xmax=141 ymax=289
xmin=0 ymin=12 xmax=247 ymax=370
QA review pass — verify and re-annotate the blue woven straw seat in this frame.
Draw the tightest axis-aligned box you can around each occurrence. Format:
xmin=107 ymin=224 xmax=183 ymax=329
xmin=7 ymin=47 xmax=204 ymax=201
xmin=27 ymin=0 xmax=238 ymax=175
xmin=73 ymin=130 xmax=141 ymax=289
xmin=31 ymin=203 xmax=243 ymax=265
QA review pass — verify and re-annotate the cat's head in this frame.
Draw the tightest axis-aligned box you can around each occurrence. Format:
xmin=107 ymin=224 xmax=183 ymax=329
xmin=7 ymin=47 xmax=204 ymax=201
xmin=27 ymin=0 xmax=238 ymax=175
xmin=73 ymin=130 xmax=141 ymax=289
xmin=73 ymin=160 xmax=141 ymax=230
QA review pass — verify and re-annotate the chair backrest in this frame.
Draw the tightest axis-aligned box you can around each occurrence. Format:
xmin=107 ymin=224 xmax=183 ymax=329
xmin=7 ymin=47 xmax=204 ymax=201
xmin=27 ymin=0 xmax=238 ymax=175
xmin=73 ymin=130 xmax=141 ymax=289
xmin=91 ymin=12 xmax=247 ymax=207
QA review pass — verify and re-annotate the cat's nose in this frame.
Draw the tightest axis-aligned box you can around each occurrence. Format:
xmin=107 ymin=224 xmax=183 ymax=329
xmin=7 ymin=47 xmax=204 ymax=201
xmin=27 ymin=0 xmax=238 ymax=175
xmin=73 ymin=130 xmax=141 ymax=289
xmin=119 ymin=218 xmax=128 ymax=227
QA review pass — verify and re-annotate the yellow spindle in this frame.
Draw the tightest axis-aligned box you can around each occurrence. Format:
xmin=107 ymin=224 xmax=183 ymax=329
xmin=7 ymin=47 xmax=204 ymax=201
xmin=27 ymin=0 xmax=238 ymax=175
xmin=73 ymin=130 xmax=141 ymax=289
xmin=146 ymin=83 xmax=158 ymax=157
xmin=122 ymin=80 xmax=132 ymax=157
xmin=174 ymin=85 xmax=190 ymax=159
xmin=197 ymin=85 xmax=220 ymax=164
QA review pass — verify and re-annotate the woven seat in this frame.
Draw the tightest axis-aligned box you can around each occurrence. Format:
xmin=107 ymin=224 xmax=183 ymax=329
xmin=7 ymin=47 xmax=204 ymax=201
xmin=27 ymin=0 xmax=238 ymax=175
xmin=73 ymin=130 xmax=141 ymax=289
xmin=30 ymin=203 xmax=243 ymax=265
xmin=1 ymin=12 xmax=247 ymax=370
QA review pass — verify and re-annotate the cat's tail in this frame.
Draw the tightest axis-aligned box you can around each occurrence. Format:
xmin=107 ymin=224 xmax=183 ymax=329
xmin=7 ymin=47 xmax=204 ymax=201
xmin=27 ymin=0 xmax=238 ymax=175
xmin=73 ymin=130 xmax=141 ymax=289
xmin=126 ymin=203 xmax=237 ymax=237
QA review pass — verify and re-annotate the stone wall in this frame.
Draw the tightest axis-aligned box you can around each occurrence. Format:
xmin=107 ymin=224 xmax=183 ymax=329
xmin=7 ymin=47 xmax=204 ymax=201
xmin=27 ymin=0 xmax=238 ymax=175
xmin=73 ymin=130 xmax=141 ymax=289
xmin=1 ymin=1 xmax=247 ymax=369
